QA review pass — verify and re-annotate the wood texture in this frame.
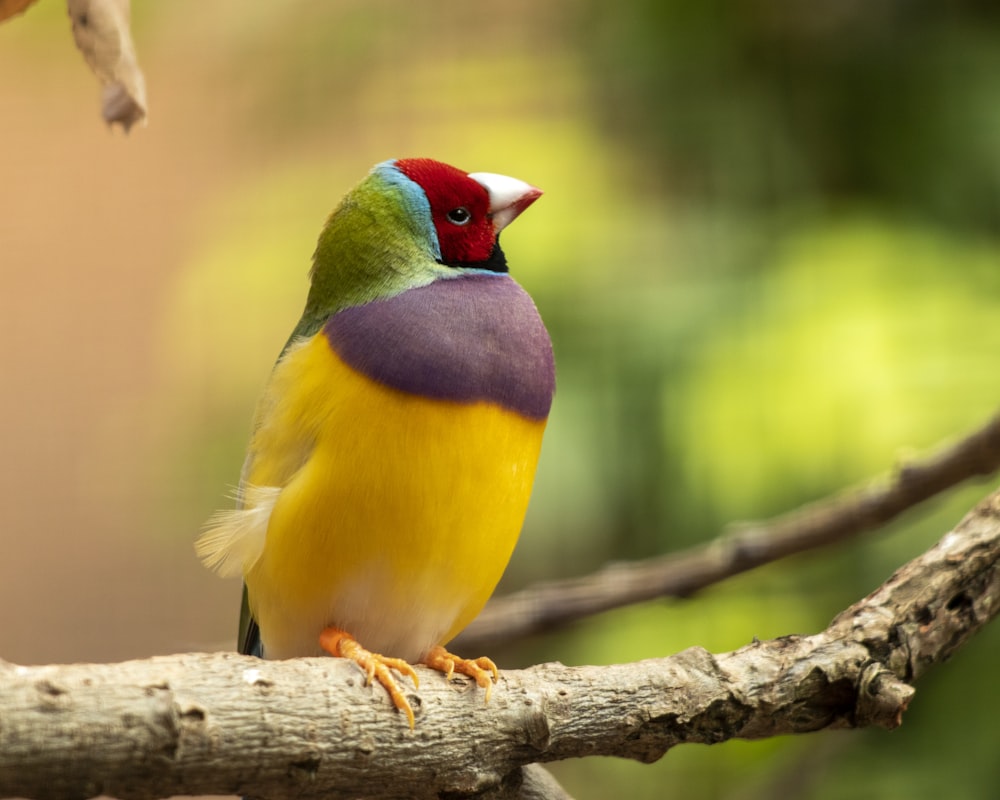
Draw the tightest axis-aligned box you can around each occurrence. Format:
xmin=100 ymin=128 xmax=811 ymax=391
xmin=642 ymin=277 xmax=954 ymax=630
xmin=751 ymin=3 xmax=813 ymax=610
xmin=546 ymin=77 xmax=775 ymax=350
xmin=1 ymin=487 xmax=997 ymax=799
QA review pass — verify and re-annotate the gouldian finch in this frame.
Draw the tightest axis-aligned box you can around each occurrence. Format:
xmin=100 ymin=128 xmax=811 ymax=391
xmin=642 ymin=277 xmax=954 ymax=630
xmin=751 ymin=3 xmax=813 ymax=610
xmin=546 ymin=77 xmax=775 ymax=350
xmin=197 ymin=158 xmax=554 ymax=727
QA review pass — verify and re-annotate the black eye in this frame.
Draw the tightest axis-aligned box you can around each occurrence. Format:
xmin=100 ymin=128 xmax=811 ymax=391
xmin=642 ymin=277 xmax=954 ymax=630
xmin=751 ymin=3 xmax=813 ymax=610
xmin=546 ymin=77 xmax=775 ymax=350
xmin=446 ymin=207 xmax=471 ymax=225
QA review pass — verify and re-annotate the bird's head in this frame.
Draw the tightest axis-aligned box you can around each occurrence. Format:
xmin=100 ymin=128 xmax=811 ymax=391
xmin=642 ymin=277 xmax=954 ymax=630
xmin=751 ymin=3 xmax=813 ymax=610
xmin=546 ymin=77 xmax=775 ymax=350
xmin=300 ymin=158 xmax=542 ymax=332
xmin=388 ymin=157 xmax=542 ymax=271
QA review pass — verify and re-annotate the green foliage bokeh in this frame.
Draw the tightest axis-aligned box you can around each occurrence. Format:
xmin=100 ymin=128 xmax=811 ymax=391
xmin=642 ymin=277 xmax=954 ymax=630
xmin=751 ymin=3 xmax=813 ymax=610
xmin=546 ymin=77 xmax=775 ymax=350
xmin=147 ymin=2 xmax=1000 ymax=798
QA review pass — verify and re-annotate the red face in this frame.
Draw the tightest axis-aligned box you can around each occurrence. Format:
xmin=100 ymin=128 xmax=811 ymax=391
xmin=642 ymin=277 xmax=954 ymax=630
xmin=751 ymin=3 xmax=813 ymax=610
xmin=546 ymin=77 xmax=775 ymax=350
xmin=395 ymin=158 xmax=497 ymax=265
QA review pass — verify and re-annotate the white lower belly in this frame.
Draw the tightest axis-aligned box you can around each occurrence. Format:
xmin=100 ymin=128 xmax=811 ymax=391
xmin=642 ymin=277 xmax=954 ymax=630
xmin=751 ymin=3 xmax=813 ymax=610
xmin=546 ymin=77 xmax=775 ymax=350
xmin=257 ymin=564 xmax=467 ymax=663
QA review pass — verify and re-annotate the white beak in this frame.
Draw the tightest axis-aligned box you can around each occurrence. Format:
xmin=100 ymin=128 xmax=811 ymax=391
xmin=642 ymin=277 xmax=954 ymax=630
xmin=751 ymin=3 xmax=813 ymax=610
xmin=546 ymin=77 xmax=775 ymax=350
xmin=468 ymin=171 xmax=543 ymax=233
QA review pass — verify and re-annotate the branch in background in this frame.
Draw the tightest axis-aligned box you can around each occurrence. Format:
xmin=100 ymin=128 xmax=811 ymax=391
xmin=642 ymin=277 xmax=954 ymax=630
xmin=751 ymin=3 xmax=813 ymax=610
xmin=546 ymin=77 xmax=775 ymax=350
xmin=0 ymin=0 xmax=147 ymax=129
xmin=2 ymin=488 xmax=998 ymax=800
xmin=0 ymin=0 xmax=39 ymax=23
xmin=67 ymin=0 xmax=147 ymax=130
xmin=456 ymin=411 xmax=1000 ymax=652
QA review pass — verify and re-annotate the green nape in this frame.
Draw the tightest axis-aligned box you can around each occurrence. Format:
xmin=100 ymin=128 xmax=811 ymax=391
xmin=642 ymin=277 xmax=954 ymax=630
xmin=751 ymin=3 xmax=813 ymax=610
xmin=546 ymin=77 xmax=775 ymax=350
xmin=287 ymin=169 xmax=450 ymax=346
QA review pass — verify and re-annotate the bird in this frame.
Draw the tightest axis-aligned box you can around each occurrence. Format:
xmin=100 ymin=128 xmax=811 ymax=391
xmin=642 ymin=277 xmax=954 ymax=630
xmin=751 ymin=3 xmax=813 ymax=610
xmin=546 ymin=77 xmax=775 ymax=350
xmin=196 ymin=157 xmax=555 ymax=728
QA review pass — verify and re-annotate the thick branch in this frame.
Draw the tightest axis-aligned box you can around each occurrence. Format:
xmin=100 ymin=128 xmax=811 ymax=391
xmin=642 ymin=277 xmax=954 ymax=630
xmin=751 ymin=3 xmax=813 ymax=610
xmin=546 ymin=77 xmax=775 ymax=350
xmin=457 ymin=411 xmax=1000 ymax=651
xmin=2 ymin=487 xmax=998 ymax=800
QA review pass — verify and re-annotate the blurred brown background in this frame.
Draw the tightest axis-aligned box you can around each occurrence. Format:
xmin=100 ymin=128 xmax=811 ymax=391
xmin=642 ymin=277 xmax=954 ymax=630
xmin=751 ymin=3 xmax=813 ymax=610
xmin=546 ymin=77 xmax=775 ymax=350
xmin=2 ymin=2 xmax=999 ymax=797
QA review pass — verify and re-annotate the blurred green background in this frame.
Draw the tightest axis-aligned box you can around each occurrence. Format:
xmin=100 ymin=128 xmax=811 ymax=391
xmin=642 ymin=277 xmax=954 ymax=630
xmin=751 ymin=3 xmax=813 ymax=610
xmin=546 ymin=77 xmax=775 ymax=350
xmin=1 ymin=1 xmax=998 ymax=797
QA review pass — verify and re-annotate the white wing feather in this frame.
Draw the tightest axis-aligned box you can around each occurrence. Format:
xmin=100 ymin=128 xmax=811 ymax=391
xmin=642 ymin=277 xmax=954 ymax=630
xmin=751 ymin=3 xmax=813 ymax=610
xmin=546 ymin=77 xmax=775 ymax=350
xmin=195 ymin=485 xmax=281 ymax=577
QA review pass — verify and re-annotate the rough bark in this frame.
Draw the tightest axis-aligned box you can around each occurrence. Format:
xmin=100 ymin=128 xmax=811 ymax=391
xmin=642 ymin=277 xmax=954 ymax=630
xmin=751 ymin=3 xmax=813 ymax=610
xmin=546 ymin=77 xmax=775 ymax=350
xmin=1 ymin=487 xmax=997 ymax=800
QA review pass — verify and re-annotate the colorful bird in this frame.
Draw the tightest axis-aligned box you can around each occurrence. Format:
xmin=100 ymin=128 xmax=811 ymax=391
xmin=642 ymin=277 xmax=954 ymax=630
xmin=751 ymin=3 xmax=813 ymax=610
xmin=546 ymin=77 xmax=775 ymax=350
xmin=196 ymin=158 xmax=555 ymax=727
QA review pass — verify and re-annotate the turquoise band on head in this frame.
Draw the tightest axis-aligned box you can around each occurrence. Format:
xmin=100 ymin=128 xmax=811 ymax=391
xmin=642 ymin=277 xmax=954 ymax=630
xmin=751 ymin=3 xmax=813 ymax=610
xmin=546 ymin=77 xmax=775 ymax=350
xmin=371 ymin=160 xmax=442 ymax=261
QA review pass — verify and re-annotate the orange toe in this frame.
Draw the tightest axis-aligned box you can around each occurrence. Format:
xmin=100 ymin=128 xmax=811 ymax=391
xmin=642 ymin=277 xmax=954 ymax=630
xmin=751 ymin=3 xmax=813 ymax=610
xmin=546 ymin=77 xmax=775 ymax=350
xmin=422 ymin=645 xmax=499 ymax=702
xmin=319 ymin=627 xmax=419 ymax=728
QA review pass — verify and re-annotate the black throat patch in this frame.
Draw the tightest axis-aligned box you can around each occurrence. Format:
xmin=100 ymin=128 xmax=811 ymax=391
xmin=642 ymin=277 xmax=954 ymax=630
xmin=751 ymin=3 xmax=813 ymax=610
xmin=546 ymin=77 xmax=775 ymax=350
xmin=441 ymin=242 xmax=508 ymax=273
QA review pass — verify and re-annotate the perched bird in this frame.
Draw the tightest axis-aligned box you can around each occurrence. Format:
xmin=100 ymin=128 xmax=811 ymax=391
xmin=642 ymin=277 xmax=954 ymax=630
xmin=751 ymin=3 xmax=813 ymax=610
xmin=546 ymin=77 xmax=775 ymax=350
xmin=197 ymin=158 xmax=555 ymax=727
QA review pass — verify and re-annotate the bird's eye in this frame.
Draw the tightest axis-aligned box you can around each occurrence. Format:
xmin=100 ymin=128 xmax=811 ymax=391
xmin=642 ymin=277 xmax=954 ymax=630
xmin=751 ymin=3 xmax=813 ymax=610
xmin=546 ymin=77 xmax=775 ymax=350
xmin=446 ymin=207 xmax=471 ymax=226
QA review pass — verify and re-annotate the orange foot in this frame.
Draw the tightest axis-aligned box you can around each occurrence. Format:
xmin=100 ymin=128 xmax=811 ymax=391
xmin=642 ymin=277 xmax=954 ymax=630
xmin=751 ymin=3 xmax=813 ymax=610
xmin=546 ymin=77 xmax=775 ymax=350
xmin=422 ymin=645 xmax=499 ymax=702
xmin=319 ymin=627 xmax=420 ymax=728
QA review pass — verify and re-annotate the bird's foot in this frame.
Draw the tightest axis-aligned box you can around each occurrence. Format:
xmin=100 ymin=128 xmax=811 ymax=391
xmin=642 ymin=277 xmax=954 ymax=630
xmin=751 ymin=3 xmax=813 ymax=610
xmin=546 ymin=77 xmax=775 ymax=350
xmin=422 ymin=645 xmax=499 ymax=702
xmin=319 ymin=627 xmax=419 ymax=728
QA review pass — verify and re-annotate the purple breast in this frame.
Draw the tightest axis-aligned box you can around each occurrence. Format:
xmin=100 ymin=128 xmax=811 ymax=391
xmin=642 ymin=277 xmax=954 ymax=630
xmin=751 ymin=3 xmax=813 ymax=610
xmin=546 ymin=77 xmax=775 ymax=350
xmin=322 ymin=274 xmax=555 ymax=420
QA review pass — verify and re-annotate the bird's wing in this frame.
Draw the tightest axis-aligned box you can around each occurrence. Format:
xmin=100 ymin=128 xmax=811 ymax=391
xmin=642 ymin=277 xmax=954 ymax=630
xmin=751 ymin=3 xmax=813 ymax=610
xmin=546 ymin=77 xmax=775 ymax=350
xmin=195 ymin=336 xmax=320 ymax=655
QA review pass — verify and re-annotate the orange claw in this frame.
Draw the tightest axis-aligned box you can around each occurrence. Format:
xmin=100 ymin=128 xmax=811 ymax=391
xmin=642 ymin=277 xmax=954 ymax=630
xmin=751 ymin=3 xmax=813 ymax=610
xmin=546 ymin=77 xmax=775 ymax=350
xmin=319 ymin=627 xmax=419 ymax=728
xmin=422 ymin=645 xmax=499 ymax=702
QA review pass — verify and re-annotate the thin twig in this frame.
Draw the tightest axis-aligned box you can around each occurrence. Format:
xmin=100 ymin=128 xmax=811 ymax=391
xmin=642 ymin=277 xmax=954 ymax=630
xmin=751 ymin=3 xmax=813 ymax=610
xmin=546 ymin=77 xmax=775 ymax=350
xmin=456 ymin=411 xmax=1000 ymax=651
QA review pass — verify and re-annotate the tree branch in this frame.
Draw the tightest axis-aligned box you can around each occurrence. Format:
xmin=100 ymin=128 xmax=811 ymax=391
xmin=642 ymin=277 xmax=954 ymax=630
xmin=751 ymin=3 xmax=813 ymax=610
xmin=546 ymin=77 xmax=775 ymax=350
xmin=2 ymin=486 xmax=998 ymax=800
xmin=456 ymin=410 xmax=1000 ymax=651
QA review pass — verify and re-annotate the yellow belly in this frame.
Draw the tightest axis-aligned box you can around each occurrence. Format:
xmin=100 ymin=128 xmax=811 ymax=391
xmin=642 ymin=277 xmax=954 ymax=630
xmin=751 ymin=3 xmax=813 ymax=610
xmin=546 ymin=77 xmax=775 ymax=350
xmin=244 ymin=334 xmax=547 ymax=661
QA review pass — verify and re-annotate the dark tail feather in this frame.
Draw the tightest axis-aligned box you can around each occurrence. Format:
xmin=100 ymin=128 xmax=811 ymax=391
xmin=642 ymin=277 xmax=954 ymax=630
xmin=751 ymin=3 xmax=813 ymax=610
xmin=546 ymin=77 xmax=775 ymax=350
xmin=237 ymin=582 xmax=263 ymax=657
